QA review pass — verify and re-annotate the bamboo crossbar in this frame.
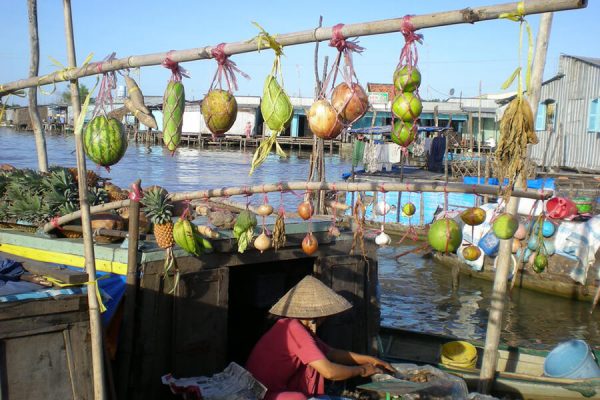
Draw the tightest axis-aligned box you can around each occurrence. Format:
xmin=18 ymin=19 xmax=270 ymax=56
xmin=42 ymin=181 xmax=552 ymax=233
xmin=0 ymin=0 xmax=586 ymax=97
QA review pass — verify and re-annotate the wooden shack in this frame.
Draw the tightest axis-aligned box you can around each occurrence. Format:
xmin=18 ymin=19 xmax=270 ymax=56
xmin=12 ymin=106 xmax=48 ymax=130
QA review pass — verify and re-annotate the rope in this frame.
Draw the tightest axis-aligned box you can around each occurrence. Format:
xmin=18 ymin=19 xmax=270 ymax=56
xmin=209 ymin=43 xmax=250 ymax=92
xmin=162 ymin=50 xmax=191 ymax=82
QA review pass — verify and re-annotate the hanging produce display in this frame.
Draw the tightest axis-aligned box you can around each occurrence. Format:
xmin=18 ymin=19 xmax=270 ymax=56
xmin=202 ymin=43 xmax=250 ymax=137
xmin=427 ymin=218 xmax=462 ymax=253
xmin=302 ymin=232 xmax=318 ymax=255
xmin=141 ymin=186 xmax=179 ymax=292
xmin=309 ymin=23 xmax=368 ymax=140
xmin=123 ymin=73 xmax=157 ymax=129
xmin=83 ymin=53 xmax=127 ymax=170
xmin=272 ymin=190 xmax=287 ymax=250
xmin=250 ymin=23 xmax=293 ymax=175
xmin=297 ymin=200 xmax=314 ymax=220
xmin=375 ymin=226 xmax=392 ymax=247
xmin=492 ymin=213 xmax=519 ymax=239
xmin=494 ymin=9 xmax=537 ymax=201
xmin=233 ymin=209 xmax=257 ymax=253
xmin=391 ymin=16 xmax=423 ymax=149
xmin=173 ymin=214 xmax=213 ymax=257
xmin=254 ymin=195 xmax=273 ymax=253
xmin=161 ymin=53 xmax=190 ymax=153
xmin=460 ymin=207 xmax=486 ymax=226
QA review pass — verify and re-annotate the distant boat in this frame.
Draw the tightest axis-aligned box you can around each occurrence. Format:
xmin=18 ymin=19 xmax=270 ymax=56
xmin=379 ymin=326 xmax=600 ymax=399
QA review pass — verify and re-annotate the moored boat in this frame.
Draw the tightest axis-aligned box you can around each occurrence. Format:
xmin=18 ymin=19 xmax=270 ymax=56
xmin=379 ymin=326 xmax=600 ymax=399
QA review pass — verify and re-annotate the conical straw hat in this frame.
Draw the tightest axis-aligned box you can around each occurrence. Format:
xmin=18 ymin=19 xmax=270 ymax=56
xmin=269 ymin=275 xmax=352 ymax=319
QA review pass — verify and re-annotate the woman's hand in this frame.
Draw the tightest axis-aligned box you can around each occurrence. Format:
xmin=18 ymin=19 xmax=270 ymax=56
xmin=363 ymin=356 xmax=397 ymax=374
xmin=358 ymin=363 xmax=383 ymax=377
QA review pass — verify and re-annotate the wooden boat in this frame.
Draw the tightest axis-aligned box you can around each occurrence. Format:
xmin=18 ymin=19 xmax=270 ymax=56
xmin=378 ymin=326 xmax=600 ymax=399
xmin=433 ymin=251 xmax=600 ymax=303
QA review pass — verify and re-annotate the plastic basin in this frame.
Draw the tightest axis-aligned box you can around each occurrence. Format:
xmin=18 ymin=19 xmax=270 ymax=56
xmin=544 ymin=339 xmax=600 ymax=379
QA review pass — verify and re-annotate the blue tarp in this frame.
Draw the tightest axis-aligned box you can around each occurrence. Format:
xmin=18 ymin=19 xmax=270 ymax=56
xmin=0 ymin=255 xmax=125 ymax=325
xmin=463 ymin=176 xmax=555 ymax=190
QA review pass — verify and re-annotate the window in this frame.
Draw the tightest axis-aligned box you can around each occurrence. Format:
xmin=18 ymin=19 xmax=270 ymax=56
xmin=535 ymin=100 xmax=557 ymax=131
xmin=589 ymin=98 xmax=600 ymax=133
xmin=535 ymin=103 xmax=546 ymax=131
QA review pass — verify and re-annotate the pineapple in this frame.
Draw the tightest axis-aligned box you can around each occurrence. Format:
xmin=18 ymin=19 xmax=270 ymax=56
xmin=104 ymin=183 xmax=129 ymax=202
xmin=142 ymin=187 xmax=174 ymax=248
xmin=43 ymin=167 xmax=79 ymax=216
xmin=69 ymin=167 xmax=101 ymax=188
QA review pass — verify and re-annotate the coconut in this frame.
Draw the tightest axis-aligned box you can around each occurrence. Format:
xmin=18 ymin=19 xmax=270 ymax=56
xmin=393 ymin=66 xmax=421 ymax=93
xmin=261 ymin=75 xmax=293 ymax=132
xmin=492 ymin=213 xmax=519 ymax=240
xmin=460 ymin=207 xmax=486 ymax=226
xmin=392 ymin=92 xmax=422 ymax=122
xmin=428 ymin=218 xmax=462 ymax=253
xmin=331 ymin=82 xmax=368 ymax=123
xmin=462 ymin=245 xmax=482 ymax=261
xmin=533 ymin=253 xmax=548 ymax=273
xmin=307 ymin=99 xmax=344 ymax=140
xmin=391 ymin=120 xmax=416 ymax=147
xmin=201 ymin=89 xmax=238 ymax=136
xmin=402 ymin=202 xmax=416 ymax=217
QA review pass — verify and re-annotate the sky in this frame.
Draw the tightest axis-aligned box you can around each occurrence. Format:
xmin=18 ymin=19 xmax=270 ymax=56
xmin=1 ymin=0 xmax=598 ymax=105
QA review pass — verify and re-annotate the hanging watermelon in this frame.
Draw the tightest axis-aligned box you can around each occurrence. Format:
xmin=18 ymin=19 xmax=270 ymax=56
xmin=84 ymin=116 xmax=127 ymax=167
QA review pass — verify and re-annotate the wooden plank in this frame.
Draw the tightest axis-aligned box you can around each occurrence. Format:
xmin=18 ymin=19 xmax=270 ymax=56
xmin=0 ymin=252 xmax=89 ymax=284
xmin=0 ymin=295 xmax=86 ymax=322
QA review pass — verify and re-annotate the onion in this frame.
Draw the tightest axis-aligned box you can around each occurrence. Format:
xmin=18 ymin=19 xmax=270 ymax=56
xmin=307 ymin=99 xmax=343 ymax=140
xmin=256 ymin=204 xmax=274 ymax=216
xmin=297 ymin=201 xmax=314 ymax=220
xmin=254 ymin=232 xmax=271 ymax=253
xmin=302 ymin=233 xmax=318 ymax=255
xmin=331 ymin=82 xmax=369 ymax=123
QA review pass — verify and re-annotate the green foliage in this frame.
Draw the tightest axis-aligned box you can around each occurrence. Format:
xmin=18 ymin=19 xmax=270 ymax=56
xmin=59 ymin=84 xmax=91 ymax=105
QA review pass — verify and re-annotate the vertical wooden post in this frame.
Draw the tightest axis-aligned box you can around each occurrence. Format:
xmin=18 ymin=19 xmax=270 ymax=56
xmin=62 ymin=1 xmax=107 ymax=399
xmin=27 ymin=0 xmax=48 ymax=172
xmin=117 ymin=180 xmax=141 ymax=399
xmin=478 ymin=12 xmax=553 ymax=395
xmin=419 ymin=192 xmax=425 ymax=226
xmin=477 ymin=80 xmax=482 ymax=181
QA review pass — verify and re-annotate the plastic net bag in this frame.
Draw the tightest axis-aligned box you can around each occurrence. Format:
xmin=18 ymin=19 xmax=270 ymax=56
xmin=370 ymin=363 xmax=468 ymax=400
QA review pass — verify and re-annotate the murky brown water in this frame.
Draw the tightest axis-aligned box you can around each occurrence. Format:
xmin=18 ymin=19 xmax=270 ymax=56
xmin=2 ymin=127 xmax=599 ymax=350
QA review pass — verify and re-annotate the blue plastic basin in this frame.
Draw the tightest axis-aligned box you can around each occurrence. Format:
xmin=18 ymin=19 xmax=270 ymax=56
xmin=544 ymin=340 xmax=600 ymax=379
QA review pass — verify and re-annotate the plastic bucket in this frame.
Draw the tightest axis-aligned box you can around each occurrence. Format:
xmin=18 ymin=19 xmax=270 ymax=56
xmin=546 ymin=197 xmax=578 ymax=220
xmin=441 ymin=341 xmax=478 ymax=369
xmin=478 ymin=231 xmax=500 ymax=257
xmin=573 ymin=196 xmax=594 ymax=214
xmin=544 ymin=339 xmax=600 ymax=379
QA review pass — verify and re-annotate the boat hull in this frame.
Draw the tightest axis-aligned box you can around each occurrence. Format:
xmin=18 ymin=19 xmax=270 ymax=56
xmin=433 ymin=252 xmax=599 ymax=303
xmin=379 ymin=327 xmax=600 ymax=399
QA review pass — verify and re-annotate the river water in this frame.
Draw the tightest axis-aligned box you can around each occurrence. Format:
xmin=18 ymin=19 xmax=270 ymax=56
xmin=2 ymin=127 xmax=599 ymax=350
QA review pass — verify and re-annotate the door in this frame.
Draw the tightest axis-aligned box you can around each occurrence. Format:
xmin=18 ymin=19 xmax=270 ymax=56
xmin=314 ymin=255 xmax=379 ymax=355
xmin=171 ymin=267 xmax=229 ymax=376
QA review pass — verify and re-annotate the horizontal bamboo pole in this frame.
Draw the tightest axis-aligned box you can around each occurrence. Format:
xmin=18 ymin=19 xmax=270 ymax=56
xmin=0 ymin=0 xmax=586 ymax=97
xmin=42 ymin=180 xmax=552 ymax=233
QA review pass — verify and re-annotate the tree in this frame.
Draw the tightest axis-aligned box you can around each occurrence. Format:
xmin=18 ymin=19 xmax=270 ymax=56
xmin=59 ymin=84 xmax=91 ymax=105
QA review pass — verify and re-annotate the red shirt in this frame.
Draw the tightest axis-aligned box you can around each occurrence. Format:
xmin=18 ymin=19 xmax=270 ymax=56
xmin=246 ymin=318 xmax=329 ymax=398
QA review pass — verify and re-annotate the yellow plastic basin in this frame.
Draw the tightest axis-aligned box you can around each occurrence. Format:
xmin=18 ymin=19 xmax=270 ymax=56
xmin=441 ymin=341 xmax=477 ymax=369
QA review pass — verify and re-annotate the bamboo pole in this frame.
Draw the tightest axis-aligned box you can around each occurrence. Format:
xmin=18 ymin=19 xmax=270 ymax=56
xmin=27 ymin=0 xmax=48 ymax=172
xmin=0 ymin=0 xmax=586 ymax=96
xmin=62 ymin=1 xmax=107 ymax=399
xmin=117 ymin=180 xmax=141 ymax=400
xmin=42 ymin=181 xmax=552 ymax=233
xmin=478 ymin=12 xmax=553 ymax=395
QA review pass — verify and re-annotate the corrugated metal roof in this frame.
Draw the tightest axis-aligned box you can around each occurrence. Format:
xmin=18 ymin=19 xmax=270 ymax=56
xmin=564 ymin=54 xmax=600 ymax=68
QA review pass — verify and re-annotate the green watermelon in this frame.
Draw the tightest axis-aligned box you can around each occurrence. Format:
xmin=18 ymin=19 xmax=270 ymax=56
xmin=201 ymin=89 xmax=238 ymax=136
xmin=163 ymin=81 xmax=185 ymax=152
xmin=83 ymin=116 xmax=127 ymax=167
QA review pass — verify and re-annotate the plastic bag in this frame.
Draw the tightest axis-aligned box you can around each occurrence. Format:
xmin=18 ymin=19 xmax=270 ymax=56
xmin=371 ymin=363 xmax=468 ymax=400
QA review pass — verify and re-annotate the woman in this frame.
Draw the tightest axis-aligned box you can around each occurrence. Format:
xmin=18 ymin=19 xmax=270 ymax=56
xmin=246 ymin=275 xmax=395 ymax=400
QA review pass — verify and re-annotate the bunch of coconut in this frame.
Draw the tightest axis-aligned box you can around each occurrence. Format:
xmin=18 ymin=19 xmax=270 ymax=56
xmin=307 ymin=82 xmax=369 ymax=140
xmin=391 ymin=66 xmax=422 ymax=147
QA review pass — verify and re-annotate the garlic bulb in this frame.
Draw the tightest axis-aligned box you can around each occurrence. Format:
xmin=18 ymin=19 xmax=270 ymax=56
xmin=375 ymin=231 xmax=392 ymax=246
